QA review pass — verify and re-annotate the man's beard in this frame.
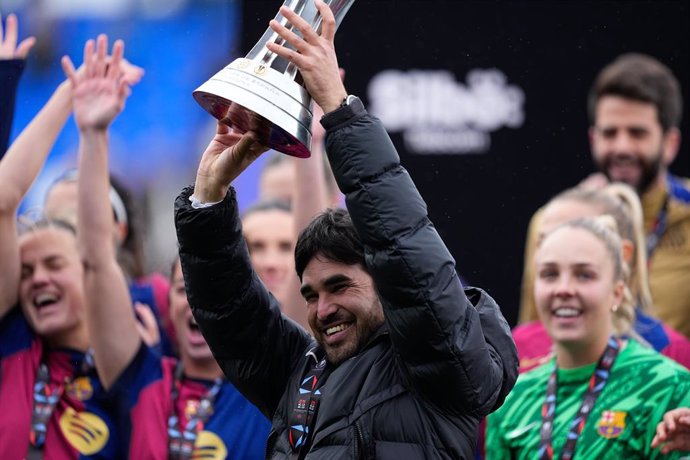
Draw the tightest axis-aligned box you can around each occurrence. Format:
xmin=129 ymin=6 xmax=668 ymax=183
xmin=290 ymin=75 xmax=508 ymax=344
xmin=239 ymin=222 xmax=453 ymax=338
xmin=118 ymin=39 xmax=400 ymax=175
xmin=316 ymin=303 xmax=384 ymax=366
xmin=596 ymin=149 xmax=663 ymax=194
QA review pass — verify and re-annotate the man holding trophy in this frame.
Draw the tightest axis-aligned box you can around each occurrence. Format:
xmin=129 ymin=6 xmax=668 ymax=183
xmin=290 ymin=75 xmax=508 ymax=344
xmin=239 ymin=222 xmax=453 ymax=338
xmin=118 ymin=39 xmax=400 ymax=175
xmin=175 ymin=0 xmax=518 ymax=457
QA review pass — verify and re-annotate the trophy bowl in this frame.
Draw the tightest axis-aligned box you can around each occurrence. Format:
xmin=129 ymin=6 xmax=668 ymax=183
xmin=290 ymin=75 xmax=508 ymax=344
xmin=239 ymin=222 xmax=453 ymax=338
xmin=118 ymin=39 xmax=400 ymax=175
xmin=193 ymin=0 xmax=355 ymax=158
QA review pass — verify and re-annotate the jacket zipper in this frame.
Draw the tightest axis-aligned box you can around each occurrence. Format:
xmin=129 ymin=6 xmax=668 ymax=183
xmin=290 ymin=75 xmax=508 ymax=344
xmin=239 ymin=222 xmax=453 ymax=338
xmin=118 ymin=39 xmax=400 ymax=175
xmin=265 ymin=429 xmax=277 ymax=458
xmin=354 ymin=421 xmax=364 ymax=459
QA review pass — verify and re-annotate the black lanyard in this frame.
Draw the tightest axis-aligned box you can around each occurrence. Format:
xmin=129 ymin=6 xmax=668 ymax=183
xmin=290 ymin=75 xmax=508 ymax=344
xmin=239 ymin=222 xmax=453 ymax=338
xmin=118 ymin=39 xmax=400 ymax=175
xmin=538 ymin=336 xmax=621 ymax=460
xmin=167 ymin=362 xmax=223 ymax=460
xmin=288 ymin=348 xmax=328 ymax=458
xmin=27 ymin=349 xmax=94 ymax=459
xmin=646 ymin=193 xmax=669 ymax=261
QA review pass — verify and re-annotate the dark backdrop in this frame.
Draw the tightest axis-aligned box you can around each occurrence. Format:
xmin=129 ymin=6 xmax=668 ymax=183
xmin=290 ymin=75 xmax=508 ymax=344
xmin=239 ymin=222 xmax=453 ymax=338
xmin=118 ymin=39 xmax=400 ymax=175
xmin=240 ymin=0 xmax=690 ymax=326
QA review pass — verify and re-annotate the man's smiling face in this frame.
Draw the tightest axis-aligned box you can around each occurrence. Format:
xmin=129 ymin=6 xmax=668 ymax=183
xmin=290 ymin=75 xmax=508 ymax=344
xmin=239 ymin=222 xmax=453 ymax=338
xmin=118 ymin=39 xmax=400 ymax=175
xmin=301 ymin=255 xmax=384 ymax=365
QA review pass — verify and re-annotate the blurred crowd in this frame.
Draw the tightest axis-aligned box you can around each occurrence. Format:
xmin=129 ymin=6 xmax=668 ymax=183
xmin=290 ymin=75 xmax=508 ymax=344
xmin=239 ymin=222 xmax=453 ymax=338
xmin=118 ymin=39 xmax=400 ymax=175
xmin=2 ymin=4 xmax=690 ymax=459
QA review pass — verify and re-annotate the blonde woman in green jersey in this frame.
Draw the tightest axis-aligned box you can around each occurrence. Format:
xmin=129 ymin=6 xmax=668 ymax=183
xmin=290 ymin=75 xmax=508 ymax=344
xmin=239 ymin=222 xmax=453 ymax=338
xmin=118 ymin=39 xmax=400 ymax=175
xmin=487 ymin=217 xmax=690 ymax=459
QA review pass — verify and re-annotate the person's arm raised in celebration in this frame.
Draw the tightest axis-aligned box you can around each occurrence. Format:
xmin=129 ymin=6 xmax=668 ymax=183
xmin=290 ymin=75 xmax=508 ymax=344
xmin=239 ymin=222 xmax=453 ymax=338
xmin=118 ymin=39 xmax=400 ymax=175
xmin=267 ymin=0 xmax=517 ymax=414
xmin=280 ymin=103 xmax=329 ymax=330
xmin=0 ymin=31 xmax=142 ymax=318
xmin=282 ymin=68 xmax=345 ymax=330
xmin=0 ymin=13 xmax=35 ymax=316
xmin=66 ymin=35 xmax=139 ymax=389
xmin=176 ymin=116 xmax=319 ymax=415
xmin=0 ymin=12 xmax=35 ymax=155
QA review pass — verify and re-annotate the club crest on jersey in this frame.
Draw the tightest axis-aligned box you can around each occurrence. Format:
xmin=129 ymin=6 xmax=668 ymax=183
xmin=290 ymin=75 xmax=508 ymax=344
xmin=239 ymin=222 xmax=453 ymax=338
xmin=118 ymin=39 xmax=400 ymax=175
xmin=596 ymin=410 xmax=627 ymax=439
xmin=65 ymin=376 xmax=93 ymax=401
xmin=185 ymin=399 xmax=200 ymax=419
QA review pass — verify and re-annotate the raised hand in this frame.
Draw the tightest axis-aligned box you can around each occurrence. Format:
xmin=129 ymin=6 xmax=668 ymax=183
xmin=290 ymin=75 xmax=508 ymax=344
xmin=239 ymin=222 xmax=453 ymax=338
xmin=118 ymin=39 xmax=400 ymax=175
xmin=0 ymin=13 xmax=35 ymax=60
xmin=194 ymin=121 xmax=269 ymax=203
xmin=266 ymin=0 xmax=347 ymax=113
xmin=61 ymin=34 xmax=130 ymax=132
xmin=134 ymin=302 xmax=161 ymax=348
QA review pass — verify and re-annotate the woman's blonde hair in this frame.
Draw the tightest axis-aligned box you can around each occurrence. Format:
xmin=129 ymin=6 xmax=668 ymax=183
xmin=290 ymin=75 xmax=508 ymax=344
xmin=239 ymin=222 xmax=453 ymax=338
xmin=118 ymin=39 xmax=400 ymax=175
xmin=543 ymin=215 xmax=635 ymax=336
xmin=519 ymin=184 xmax=654 ymax=324
xmin=602 ymin=184 xmax=653 ymax=312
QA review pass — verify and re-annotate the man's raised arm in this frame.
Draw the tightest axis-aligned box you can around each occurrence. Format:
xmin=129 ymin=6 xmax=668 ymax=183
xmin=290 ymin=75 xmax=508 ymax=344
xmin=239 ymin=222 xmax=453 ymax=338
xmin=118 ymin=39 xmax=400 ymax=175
xmin=174 ymin=123 xmax=313 ymax=417
xmin=267 ymin=0 xmax=518 ymax=415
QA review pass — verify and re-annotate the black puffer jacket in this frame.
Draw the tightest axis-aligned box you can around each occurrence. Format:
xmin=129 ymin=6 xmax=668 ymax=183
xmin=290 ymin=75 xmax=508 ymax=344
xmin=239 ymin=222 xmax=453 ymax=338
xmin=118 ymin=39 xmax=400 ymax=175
xmin=174 ymin=98 xmax=518 ymax=459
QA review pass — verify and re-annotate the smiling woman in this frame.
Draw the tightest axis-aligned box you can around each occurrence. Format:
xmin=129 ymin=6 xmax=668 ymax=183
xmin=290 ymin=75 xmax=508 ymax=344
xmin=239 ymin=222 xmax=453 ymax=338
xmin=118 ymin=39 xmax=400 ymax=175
xmin=534 ymin=218 xmax=629 ymax=367
xmin=515 ymin=184 xmax=690 ymax=373
xmin=487 ymin=217 xmax=690 ymax=459
xmin=17 ymin=219 xmax=88 ymax=351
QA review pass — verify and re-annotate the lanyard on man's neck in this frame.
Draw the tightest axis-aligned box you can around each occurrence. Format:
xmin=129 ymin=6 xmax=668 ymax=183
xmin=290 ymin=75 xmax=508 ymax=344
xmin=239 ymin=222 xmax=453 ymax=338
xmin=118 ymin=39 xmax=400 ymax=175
xmin=288 ymin=348 xmax=329 ymax=459
xmin=646 ymin=192 xmax=669 ymax=261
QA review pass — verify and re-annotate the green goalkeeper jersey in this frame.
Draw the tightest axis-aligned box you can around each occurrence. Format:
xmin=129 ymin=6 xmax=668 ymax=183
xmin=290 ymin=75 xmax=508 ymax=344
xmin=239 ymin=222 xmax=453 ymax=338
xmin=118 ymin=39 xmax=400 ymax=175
xmin=487 ymin=339 xmax=690 ymax=459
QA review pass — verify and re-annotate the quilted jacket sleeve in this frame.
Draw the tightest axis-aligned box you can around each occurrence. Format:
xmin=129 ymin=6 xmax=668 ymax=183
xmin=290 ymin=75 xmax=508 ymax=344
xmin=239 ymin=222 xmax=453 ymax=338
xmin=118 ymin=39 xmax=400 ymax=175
xmin=174 ymin=185 xmax=313 ymax=418
xmin=322 ymin=99 xmax=518 ymax=416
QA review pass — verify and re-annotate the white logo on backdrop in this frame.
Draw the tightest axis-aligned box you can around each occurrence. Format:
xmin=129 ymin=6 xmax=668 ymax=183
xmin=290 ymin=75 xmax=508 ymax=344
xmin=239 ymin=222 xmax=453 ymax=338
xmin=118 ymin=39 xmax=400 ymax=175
xmin=368 ymin=69 xmax=525 ymax=154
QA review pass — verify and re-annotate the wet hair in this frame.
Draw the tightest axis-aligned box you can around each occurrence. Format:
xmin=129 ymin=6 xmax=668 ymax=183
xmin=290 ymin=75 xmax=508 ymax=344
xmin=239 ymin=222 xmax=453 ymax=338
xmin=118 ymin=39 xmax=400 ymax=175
xmin=549 ymin=185 xmax=653 ymax=312
xmin=294 ymin=208 xmax=365 ymax=280
xmin=587 ymin=53 xmax=682 ymax=132
xmin=543 ymin=216 xmax=635 ymax=336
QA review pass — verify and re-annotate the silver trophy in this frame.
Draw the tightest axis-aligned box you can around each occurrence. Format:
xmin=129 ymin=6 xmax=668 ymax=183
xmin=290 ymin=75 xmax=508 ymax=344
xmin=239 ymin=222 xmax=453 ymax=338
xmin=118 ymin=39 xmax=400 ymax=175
xmin=193 ymin=0 xmax=355 ymax=158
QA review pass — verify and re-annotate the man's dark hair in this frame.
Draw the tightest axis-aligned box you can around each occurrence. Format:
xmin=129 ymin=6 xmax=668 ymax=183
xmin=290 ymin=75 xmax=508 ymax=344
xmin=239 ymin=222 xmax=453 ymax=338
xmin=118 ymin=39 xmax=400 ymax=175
xmin=295 ymin=208 xmax=365 ymax=279
xmin=587 ymin=53 xmax=682 ymax=132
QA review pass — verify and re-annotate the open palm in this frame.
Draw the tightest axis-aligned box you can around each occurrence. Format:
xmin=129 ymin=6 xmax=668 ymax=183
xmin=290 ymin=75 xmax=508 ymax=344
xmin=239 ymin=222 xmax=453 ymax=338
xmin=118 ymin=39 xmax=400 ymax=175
xmin=73 ymin=75 xmax=126 ymax=130
xmin=62 ymin=34 xmax=129 ymax=131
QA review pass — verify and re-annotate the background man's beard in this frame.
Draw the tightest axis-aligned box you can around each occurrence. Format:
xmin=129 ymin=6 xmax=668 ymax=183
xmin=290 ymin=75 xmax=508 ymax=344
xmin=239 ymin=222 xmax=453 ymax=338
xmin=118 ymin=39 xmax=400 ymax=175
xmin=597 ymin=152 xmax=663 ymax=194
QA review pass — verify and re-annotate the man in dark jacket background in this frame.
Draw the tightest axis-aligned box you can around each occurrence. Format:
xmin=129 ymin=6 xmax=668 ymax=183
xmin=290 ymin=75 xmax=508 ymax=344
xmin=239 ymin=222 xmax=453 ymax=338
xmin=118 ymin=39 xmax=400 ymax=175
xmin=174 ymin=1 xmax=518 ymax=458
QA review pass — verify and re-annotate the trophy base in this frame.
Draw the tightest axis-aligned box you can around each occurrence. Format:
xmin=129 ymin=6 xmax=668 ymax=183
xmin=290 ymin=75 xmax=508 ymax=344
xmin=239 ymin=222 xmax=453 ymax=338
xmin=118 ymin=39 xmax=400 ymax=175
xmin=193 ymin=58 xmax=313 ymax=158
